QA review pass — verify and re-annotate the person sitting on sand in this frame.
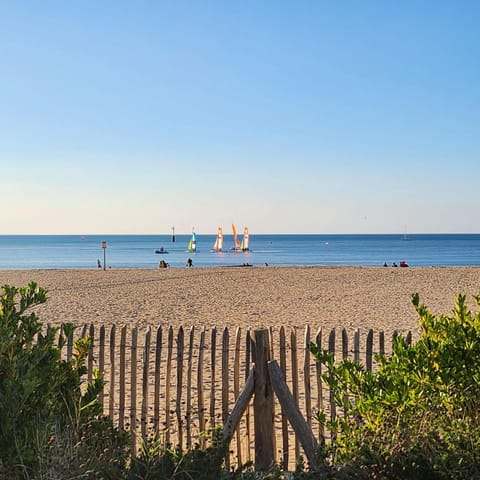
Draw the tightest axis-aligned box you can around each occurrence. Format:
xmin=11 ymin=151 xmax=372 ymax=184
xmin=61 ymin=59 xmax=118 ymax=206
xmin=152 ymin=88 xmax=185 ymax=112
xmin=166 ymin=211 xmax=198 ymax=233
xmin=400 ymin=260 xmax=409 ymax=267
xmin=383 ymin=261 xmax=388 ymax=267
xmin=392 ymin=262 xmax=398 ymax=267
xmin=186 ymin=258 xmax=193 ymax=268
xmin=97 ymin=259 xmax=102 ymax=269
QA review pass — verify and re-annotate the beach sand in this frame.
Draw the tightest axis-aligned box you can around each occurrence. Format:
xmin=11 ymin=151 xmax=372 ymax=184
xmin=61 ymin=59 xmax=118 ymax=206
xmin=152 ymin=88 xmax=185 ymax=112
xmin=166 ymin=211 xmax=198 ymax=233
xmin=2 ymin=266 xmax=479 ymax=336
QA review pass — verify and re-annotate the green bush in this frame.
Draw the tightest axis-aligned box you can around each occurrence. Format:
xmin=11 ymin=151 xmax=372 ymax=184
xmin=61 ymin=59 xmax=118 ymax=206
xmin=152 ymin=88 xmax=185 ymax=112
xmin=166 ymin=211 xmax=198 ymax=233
xmin=310 ymin=293 xmax=480 ymax=479
xmin=127 ymin=429 xmax=228 ymax=480
xmin=0 ymin=282 xmax=129 ymax=479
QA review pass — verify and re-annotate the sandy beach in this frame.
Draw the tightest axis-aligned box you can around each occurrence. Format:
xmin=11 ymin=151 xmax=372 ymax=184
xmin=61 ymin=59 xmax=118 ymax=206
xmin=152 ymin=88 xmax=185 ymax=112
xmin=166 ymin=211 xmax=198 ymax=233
xmin=2 ymin=266 xmax=479 ymax=336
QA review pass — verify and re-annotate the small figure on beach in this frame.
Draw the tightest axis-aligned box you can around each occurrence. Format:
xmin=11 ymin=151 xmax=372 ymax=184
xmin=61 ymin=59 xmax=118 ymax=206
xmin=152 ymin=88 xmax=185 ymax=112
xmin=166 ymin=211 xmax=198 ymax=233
xmin=97 ymin=259 xmax=102 ymax=269
xmin=400 ymin=260 xmax=409 ymax=267
xmin=383 ymin=261 xmax=388 ymax=267
xmin=158 ymin=260 xmax=168 ymax=268
xmin=186 ymin=258 xmax=193 ymax=268
xmin=392 ymin=262 xmax=398 ymax=267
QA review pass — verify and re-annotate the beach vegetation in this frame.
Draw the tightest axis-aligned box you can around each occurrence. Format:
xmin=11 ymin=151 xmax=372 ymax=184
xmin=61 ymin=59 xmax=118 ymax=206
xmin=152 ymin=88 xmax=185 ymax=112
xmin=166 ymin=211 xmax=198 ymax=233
xmin=0 ymin=282 xmax=129 ymax=479
xmin=310 ymin=292 xmax=480 ymax=479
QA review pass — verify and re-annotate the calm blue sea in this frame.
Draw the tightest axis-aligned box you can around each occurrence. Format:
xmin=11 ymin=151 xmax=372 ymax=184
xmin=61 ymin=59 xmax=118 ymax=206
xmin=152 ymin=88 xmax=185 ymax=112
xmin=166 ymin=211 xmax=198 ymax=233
xmin=0 ymin=234 xmax=479 ymax=269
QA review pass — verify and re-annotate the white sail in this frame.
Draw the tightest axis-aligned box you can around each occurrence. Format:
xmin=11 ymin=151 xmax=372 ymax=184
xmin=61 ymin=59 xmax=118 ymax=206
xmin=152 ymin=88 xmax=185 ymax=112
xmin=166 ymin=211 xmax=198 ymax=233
xmin=212 ymin=227 xmax=223 ymax=251
xmin=240 ymin=227 xmax=250 ymax=251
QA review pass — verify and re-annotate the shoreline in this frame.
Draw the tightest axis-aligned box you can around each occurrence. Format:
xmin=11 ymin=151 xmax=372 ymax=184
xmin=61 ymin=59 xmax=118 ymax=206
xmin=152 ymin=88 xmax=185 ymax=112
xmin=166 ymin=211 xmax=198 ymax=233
xmin=2 ymin=266 xmax=480 ymax=337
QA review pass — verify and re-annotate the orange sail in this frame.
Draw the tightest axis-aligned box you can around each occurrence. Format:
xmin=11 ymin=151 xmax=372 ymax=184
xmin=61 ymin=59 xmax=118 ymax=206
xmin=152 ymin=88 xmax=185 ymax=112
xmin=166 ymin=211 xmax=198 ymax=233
xmin=232 ymin=224 xmax=240 ymax=250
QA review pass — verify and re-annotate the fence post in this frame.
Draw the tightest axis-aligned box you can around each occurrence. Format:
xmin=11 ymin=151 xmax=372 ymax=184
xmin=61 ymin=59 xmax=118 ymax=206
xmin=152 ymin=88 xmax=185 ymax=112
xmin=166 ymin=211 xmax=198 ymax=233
xmin=366 ymin=330 xmax=374 ymax=372
xmin=108 ymin=325 xmax=116 ymax=420
xmin=253 ymin=329 xmax=274 ymax=471
xmin=354 ymin=329 xmax=360 ymax=363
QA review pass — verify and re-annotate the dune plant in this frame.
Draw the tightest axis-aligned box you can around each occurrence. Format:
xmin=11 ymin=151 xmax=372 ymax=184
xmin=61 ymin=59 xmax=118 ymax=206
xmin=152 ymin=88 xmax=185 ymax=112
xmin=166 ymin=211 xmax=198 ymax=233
xmin=0 ymin=282 xmax=128 ymax=479
xmin=310 ymin=293 xmax=480 ymax=479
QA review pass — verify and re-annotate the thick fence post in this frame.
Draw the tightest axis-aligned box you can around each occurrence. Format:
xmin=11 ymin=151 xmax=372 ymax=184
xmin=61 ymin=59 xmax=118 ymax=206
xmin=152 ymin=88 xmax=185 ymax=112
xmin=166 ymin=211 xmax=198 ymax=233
xmin=253 ymin=329 xmax=275 ymax=471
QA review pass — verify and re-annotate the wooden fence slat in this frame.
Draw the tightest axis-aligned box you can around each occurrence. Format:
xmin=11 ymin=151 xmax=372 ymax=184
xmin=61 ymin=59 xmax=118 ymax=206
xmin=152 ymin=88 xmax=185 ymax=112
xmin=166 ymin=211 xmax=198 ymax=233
xmin=279 ymin=326 xmax=289 ymax=469
xmin=341 ymin=329 xmax=349 ymax=419
xmin=99 ymin=325 xmax=105 ymax=412
xmin=66 ymin=326 xmax=74 ymax=360
xmin=119 ymin=326 xmax=127 ymax=430
xmin=221 ymin=327 xmax=230 ymax=469
xmin=153 ymin=326 xmax=162 ymax=434
xmin=222 ymin=327 xmax=230 ymax=426
xmin=130 ymin=327 xmax=138 ymax=451
xmin=304 ymin=325 xmax=312 ymax=429
xmin=80 ymin=324 xmax=88 ymax=339
xmin=176 ymin=326 xmax=184 ymax=449
xmin=315 ymin=328 xmax=324 ymax=446
xmin=141 ymin=327 xmax=151 ymax=439
xmin=366 ymin=329 xmax=374 ymax=372
xmin=197 ymin=327 xmax=206 ymax=447
xmin=186 ymin=326 xmax=195 ymax=449
xmin=290 ymin=327 xmax=300 ymax=460
xmin=233 ymin=327 xmax=242 ymax=465
xmin=354 ymin=329 xmax=360 ymax=363
xmin=165 ymin=326 xmax=174 ymax=443
xmin=210 ymin=327 xmax=217 ymax=427
xmin=109 ymin=325 xmax=116 ymax=419
xmin=245 ymin=329 xmax=252 ymax=463
xmin=269 ymin=326 xmax=274 ymax=361
xmin=379 ymin=330 xmax=385 ymax=355
xmin=342 ymin=328 xmax=348 ymax=359
xmin=328 ymin=329 xmax=336 ymax=431
xmin=88 ymin=324 xmax=95 ymax=383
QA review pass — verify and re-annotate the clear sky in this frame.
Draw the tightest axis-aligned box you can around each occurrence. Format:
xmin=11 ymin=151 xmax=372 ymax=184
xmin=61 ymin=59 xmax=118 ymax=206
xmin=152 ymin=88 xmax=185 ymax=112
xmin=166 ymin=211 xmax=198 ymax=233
xmin=1 ymin=1 xmax=479 ymax=234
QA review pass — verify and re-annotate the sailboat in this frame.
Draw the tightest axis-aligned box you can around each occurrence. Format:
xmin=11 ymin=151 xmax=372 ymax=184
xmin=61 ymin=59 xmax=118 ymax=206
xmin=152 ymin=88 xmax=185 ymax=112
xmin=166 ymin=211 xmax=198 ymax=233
xmin=186 ymin=230 xmax=198 ymax=253
xmin=230 ymin=224 xmax=241 ymax=252
xmin=240 ymin=226 xmax=250 ymax=251
xmin=230 ymin=224 xmax=250 ymax=252
xmin=210 ymin=227 xmax=224 ymax=252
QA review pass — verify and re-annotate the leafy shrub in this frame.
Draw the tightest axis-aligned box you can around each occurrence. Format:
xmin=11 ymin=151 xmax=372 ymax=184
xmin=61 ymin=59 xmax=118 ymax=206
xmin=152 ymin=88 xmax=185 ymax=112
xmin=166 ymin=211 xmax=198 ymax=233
xmin=310 ymin=293 xmax=480 ymax=479
xmin=0 ymin=282 xmax=129 ymax=479
xmin=127 ymin=427 xmax=228 ymax=480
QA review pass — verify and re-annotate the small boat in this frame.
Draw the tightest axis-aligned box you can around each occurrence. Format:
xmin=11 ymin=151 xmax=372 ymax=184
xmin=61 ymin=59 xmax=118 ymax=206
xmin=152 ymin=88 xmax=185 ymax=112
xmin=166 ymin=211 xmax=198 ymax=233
xmin=155 ymin=247 xmax=168 ymax=254
xmin=240 ymin=226 xmax=250 ymax=252
xmin=230 ymin=224 xmax=242 ymax=252
xmin=210 ymin=227 xmax=224 ymax=252
xmin=231 ymin=224 xmax=250 ymax=252
xmin=186 ymin=230 xmax=198 ymax=253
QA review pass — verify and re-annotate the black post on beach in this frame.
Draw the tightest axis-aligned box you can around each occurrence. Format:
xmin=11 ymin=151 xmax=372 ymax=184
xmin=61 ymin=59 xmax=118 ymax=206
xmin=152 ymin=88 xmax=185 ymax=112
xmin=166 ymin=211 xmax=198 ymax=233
xmin=172 ymin=226 xmax=175 ymax=243
xmin=102 ymin=240 xmax=107 ymax=270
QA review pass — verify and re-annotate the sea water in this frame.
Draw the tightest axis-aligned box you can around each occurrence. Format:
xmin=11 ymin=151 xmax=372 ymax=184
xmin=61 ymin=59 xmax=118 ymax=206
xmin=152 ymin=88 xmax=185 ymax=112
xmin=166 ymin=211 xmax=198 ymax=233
xmin=0 ymin=234 xmax=479 ymax=269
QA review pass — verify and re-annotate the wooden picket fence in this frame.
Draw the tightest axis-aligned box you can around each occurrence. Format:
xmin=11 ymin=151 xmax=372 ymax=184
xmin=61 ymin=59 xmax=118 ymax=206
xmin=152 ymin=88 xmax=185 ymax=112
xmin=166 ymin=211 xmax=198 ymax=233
xmin=65 ymin=324 xmax=412 ymax=471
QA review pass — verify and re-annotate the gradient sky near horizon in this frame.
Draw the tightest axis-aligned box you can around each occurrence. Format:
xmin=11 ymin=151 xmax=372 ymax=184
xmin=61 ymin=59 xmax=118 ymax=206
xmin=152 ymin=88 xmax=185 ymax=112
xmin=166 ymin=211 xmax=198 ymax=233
xmin=1 ymin=1 xmax=479 ymax=235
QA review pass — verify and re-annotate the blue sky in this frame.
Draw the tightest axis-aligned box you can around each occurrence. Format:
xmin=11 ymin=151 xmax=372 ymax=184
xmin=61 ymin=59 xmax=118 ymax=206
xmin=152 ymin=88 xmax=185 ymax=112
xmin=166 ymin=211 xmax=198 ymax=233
xmin=1 ymin=1 xmax=479 ymax=234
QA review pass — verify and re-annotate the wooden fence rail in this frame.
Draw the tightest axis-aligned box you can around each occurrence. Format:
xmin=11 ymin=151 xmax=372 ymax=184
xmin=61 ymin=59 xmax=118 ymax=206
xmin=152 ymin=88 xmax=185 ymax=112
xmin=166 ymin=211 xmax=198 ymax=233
xmin=64 ymin=324 xmax=411 ymax=471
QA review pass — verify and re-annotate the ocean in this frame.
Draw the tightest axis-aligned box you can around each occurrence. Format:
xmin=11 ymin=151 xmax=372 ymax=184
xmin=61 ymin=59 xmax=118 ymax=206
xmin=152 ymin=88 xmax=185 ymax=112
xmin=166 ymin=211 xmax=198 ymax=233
xmin=0 ymin=234 xmax=479 ymax=269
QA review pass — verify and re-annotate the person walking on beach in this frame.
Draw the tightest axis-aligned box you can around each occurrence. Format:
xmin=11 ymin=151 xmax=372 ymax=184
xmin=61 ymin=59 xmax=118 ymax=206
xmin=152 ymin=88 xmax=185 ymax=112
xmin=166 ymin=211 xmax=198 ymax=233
xmin=186 ymin=258 xmax=193 ymax=268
